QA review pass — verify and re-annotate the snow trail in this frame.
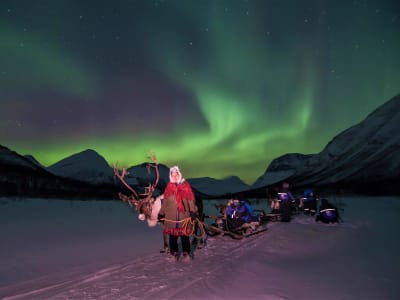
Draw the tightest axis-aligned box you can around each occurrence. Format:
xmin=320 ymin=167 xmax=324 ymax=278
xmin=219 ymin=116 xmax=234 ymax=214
xmin=2 ymin=197 xmax=400 ymax=300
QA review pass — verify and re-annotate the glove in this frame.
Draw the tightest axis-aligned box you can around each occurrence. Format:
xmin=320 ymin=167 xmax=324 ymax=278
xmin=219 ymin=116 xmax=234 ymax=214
xmin=190 ymin=211 xmax=197 ymax=221
xmin=157 ymin=214 xmax=165 ymax=223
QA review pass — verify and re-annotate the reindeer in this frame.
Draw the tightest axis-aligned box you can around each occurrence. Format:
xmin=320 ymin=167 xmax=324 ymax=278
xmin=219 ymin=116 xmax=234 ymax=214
xmin=114 ymin=152 xmax=169 ymax=253
xmin=191 ymin=195 xmax=205 ymax=249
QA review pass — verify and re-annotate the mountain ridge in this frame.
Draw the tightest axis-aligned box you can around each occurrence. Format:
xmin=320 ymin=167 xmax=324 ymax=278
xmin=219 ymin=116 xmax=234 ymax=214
xmin=262 ymin=94 xmax=400 ymax=194
xmin=1 ymin=94 xmax=399 ymax=197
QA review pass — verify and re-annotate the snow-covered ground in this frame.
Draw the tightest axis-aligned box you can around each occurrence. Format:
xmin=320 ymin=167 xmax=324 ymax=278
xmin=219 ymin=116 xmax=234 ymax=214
xmin=0 ymin=196 xmax=399 ymax=300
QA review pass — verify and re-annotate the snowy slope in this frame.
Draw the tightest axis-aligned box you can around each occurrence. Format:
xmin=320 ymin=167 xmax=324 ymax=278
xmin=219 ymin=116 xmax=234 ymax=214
xmin=48 ymin=149 xmax=116 ymax=184
xmin=251 ymin=169 xmax=297 ymax=190
xmin=261 ymin=95 xmax=400 ymax=191
xmin=1 ymin=196 xmax=399 ymax=300
xmin=0 ymin=145 xmax=46 ymax=172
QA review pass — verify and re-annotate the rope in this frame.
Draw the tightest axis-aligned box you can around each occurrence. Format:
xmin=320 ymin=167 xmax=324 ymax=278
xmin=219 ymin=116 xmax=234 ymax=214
xmin=160 ymin=217 xmax=207 ymax=241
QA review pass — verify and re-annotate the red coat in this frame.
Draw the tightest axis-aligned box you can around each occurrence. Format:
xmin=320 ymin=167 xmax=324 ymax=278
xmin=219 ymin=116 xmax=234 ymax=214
xmin=159 ymin=181 xmax=197 ymax=236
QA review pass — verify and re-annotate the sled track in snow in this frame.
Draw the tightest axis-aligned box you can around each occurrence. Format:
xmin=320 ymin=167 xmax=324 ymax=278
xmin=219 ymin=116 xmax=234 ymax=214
xmin=3 ymin=227 xmax=272 ymax=300
xmin=157 ymin=230 xmax=272 ymax=300
xmin=4 ymin=217 xmax=359 ymax=299
xmin=1 ymin=261 xmax=143 ymax=300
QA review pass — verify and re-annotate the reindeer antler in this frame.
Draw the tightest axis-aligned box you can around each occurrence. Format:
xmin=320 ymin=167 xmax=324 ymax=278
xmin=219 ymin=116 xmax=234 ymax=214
xmin=114 ymin=152 xmax=160 ymax=210
xmin=113 ymin=166 xmax=140 ymax=200
xmin=144 ymin=151 xmax=159 ymax=199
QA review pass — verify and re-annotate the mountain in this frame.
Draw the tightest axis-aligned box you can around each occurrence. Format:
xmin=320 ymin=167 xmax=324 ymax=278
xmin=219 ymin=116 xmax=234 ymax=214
xmin=0 ymin=145 xmax=49 ymax=174
xmin=48 ymin=149 xmax=116 ymax=185
xmin=259 ymin=94 xmax=400 ymax=194
xmin=0 ymin=145 xmax=120 ymax=199
xmin=188 ymin=176 xmax=250 ymax=198
xmin=116 ymin=164 xmax=251 ymax=198
xmin=24 ymin=154 xmax=45 ymax=168
xmin=249 ymin=169 xmax=297 ymax=191
xmin=1 ymin=95 xmax=399 ymax=198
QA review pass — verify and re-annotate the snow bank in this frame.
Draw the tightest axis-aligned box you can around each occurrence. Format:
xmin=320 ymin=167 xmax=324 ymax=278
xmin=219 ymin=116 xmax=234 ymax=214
xmin=1 ymin=196 xmax=399 ymax=299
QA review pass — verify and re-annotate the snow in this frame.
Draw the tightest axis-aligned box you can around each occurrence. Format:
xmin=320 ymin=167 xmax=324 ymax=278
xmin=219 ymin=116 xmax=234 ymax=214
xmin=47 ymin=149 xmax=115 ymax=184
xmin=1 ymin=196 xmax=399 ymax=300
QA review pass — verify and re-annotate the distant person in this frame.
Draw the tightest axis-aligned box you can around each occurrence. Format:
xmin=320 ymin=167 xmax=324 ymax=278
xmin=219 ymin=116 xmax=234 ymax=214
xmin=315 ymin=199 xmax=340 ymax=224
xmin=267 ymin=186 xmax=279 ymax=211
xmin=158 ymin=166 xmax=197 ymax=262
xmin=300 ymin=188 xmax=318 ymax=215
xmin=274 ymin=182 xmax=295 ymax=222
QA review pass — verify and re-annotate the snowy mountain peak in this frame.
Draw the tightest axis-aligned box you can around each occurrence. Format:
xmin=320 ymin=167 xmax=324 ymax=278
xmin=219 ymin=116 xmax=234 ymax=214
xmin=48 ymin=149 xmax=115 ymax=184
xmin=266 ymin=153 xmax=313 ymax=172
xmin=0 ymin=145 xmax=45 ymax=172
xmin=262 ymin=95 xmax=400 ymax=193
xmin=322 ymin=94 xmax=400 ymax=158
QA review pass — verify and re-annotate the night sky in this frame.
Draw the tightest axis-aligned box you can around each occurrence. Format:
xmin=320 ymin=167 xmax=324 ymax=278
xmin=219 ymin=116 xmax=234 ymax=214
xmin=1 ymin=0 xmax=399 ymax=183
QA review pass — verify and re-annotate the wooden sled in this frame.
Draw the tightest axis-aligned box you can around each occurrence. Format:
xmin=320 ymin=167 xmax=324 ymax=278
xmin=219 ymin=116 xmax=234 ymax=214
xmin=204 ymin=213 xmax=269 ymax=240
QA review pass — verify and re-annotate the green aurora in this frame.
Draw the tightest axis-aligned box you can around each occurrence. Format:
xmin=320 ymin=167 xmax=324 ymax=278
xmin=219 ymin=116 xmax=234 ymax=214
xmin=1 ymin=0 xmax=399 ymax=183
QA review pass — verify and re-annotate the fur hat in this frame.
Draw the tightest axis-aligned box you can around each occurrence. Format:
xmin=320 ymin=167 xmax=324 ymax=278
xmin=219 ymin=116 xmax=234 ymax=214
xmin=169 ymin=165 xmax=183 ymax=184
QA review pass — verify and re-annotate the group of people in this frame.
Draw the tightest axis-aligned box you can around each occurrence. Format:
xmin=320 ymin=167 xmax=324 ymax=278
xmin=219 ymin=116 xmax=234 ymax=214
xmin=218 ymin=182 xmax=341 ymax=234
xmin=268 ymin=182 xmax=340 ymax=224
xmin=155 ymin=166 xmax=341 ymax=263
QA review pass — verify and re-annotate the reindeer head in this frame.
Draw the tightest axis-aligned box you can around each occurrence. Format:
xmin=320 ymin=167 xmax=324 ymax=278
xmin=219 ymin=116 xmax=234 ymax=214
xmin=118 ymin=192 xmax=161 ymax=227
xmin=138 ymin=196 xmax=163 ymax=227
xmin=136 ymin=196 xmax=154 ymax=220
xmin=114 ymin=152 xmax=161 ymax=227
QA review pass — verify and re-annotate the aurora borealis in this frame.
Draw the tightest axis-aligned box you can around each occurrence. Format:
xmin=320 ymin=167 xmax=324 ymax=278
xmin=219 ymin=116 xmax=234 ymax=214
xmin=1 ymin=0 xmax=399 ymax=183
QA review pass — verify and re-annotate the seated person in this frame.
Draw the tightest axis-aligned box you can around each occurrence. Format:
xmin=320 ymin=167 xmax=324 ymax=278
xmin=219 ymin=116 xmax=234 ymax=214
xmin=315 ymin=199 xmax=340 ymax=224
xmin=301 ymin=188 xmax=318 ymax=215
xmin=225 ymin=198 xmax=252 ymax=230
xmin=239 ymin=198 xmax=256 ymax=220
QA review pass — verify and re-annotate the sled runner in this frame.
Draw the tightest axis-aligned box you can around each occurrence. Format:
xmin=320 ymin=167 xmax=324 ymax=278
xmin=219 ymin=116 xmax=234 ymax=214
xmin=264 ymin=212 xmax=283 ymax=222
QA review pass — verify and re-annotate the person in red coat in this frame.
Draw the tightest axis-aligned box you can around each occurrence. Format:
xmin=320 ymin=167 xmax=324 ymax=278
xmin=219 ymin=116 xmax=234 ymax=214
xmin=158 ymin=166 xmax=197 ymax=262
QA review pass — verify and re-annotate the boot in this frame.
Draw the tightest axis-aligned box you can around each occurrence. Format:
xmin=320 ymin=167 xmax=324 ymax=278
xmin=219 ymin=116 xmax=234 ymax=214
xmin=181 ymin=252 xmax=192 ymax=262
xmin=166 ymin=252 xmax=179 ymax=262
xmin=160 ymin=246 xmax=169 ymax=253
